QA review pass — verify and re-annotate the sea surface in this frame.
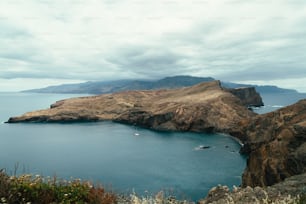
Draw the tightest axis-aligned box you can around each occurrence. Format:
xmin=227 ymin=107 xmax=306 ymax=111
xmin=253 ymin=92 xmax=306 ymax=114
xmin=0 ymin=91 xmax=305 ymax=200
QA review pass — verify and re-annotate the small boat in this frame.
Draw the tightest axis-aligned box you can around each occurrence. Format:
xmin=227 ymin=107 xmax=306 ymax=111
xmin=199 ymin=145 xmax=210 ymax=149
xmin=194 ymin=145 xmax=211 ymax=150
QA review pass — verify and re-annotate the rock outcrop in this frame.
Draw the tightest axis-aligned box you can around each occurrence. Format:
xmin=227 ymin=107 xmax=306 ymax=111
xmin=7 ymin=81 xmax=257 ymax=133
xmin=199 ymin=173 xmax=306 ymax=204
xmin=236 ymin=99 xmax=306 ymax=187
xmin=228 ymin=87 xmax=264 ymax=107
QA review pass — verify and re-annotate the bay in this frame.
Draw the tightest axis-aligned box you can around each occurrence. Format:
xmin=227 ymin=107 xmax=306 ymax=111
xmin=0 ymin=92 xmax=246 ymax=200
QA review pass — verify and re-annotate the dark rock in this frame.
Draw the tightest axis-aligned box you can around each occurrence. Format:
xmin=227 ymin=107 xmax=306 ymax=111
xmin=199 ymin=173 xmax=306 ymax=204
xmin=228 ymin=86 xmax=264 ymax=107
xmin=237 ymin=99 xmax=306 ymax=187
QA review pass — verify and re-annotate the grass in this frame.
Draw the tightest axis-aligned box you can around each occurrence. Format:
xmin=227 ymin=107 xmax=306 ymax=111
xmin=0 ymin=169 xmax=116 ymax=204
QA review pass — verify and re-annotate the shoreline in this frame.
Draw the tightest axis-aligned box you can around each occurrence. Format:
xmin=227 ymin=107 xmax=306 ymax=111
xmin=218 ymin=132 xmax=244 ymax=147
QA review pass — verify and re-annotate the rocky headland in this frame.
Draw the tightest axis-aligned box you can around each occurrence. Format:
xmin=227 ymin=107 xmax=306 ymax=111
xmin=6 ymin=80 xmax=306 ymax=202
xmin=234 ymin=99 xmax=306 ymax=188
xmin=7 ymin=81 xmax=260 ymax=133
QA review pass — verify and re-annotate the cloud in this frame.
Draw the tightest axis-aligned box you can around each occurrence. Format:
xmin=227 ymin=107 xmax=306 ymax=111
xmin=106 ymin=45 xmax=188 ymax=79
xmin=0 ymin=0 xmax=306 ymax=91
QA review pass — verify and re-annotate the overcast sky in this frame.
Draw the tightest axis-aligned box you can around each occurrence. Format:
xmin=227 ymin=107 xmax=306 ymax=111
xmin=1 ymin=0 xmax=306 ymax=92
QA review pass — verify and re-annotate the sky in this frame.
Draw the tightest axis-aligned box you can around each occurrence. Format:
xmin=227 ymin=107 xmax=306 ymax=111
xmin=0 ymin=0 xmax=306 ymax=92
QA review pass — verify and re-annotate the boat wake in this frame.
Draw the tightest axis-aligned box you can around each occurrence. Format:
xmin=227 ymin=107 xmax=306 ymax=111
xmin=194 ymin=145 xmax=211 ymax=151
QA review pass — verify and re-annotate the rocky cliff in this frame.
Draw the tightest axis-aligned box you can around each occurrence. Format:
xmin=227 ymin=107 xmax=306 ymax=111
xmin=228 ymin=87 xmax=264 ymax=107
xmin=7 ymin=81 xmax=258 ymax=133
xmin=235 ymin=99 xmax=306 ymax=187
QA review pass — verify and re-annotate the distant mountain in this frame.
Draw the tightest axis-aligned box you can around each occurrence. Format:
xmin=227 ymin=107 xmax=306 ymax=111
xmin=23 ymin=75 xmax=298 ymax=95
xmin=23 ymin=76 xmax=215 ymax=94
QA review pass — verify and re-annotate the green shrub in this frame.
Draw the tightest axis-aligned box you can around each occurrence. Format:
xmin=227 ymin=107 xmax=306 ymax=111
xmin=298 ymin=194 xmax=306 ymax=204
xmin=0 ymin=170 xmax=116 ymax=204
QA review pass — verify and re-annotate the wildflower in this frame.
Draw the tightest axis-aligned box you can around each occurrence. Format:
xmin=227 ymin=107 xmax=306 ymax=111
xmin=1 ymin=197 xmax=7 ymax=203
xmin=84 ymin=181 xmax=93 ymax=188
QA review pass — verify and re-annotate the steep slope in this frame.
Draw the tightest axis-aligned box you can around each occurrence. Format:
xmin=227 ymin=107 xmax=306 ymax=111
xmin=235 ymin=99 xmax=306 ymax=187
xmin=8 ymin=81 xmax=257 ymax=133
xmin=228 ymin=87 xmax=264 ymax=107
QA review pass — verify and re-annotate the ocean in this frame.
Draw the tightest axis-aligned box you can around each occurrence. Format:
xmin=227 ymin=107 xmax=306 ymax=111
xmin=1 ymin=91 xmax=305 ymax=200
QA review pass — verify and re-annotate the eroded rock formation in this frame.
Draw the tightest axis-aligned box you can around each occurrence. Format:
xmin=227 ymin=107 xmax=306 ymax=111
xmin=228 ymin=87 xmax=264 ymax=107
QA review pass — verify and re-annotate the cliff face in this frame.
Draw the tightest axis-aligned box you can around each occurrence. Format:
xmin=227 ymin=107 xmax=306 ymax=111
xmin=228 ymin=87 xmax=264 ymax=107
xmin=7 ymin=81 xmax=256 ymax=133
xmin=237 ymin=99 xmax=306 ymax=187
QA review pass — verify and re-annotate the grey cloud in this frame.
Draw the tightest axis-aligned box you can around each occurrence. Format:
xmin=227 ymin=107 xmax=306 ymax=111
xmin=0 ymin=22 xmax=32 ymax=38
xmin=1 ymin=0 xmax=306 ymax=91
xmin=0 ymin=22 xmax=50 ymax=64
xmin=159 ymin=14 xmax=306 ymax=81
xmin=105 ymin=15 xmax=306 ymax=81
xmin=107 ymin=45 xmax=190 ymax=78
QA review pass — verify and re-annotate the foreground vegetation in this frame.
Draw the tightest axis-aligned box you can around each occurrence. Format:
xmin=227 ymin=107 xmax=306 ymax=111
xmin=0 ymin=169 xmax=193 ymax=204
xmin=0 ymin=169 xmax=116 ymax=204
xmin=1 ymin=169 xmax=306 ymax=204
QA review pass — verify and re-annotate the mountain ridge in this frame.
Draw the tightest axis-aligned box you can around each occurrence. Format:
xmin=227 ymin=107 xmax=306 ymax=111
xmin=23 ymin=75 xmax=298 ymax=95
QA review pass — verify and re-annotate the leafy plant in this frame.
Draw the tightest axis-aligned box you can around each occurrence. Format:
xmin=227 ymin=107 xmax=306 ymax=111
xmin=0 ymin=169 xmax=116 ymax=204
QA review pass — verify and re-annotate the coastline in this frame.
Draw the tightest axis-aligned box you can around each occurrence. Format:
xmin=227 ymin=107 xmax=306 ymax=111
xmin=218 ymin=132 xmax=244 ymax=147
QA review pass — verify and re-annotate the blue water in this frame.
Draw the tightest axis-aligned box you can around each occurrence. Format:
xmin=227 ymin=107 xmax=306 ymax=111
xmin=0 ymin=93 xmax=246 ymax=200
xmin=254 ymin=92 xmax=306 ymax=114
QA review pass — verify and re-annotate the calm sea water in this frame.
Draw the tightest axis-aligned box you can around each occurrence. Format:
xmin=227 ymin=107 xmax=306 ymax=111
xmin=253 ymin=92 xmax=306 ymax=114
xmin=3 ymin=92 xmax=302 ymax=200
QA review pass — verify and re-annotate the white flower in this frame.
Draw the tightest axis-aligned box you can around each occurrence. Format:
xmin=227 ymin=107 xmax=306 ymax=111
xmin=1 ymin=197 xmax=7 ymax=203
